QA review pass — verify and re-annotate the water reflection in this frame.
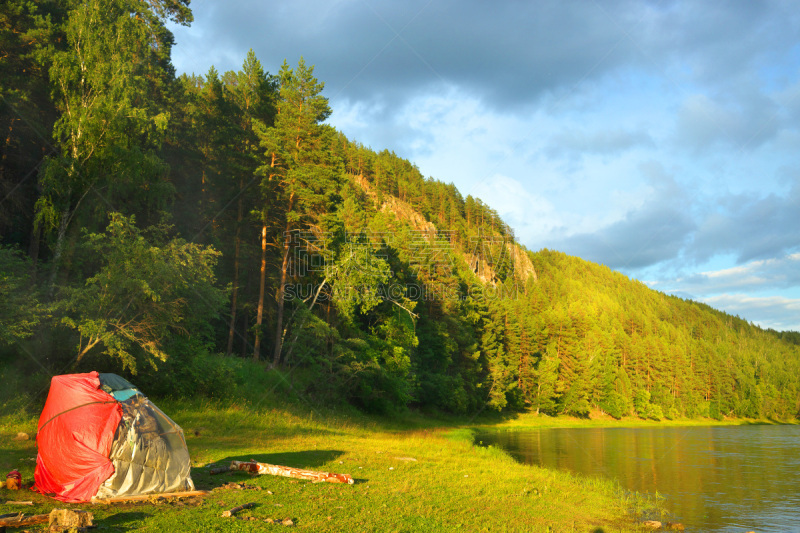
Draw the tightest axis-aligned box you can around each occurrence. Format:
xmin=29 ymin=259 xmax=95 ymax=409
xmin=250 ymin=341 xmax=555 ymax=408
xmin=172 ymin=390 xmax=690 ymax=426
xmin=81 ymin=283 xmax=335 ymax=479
xmin=476 ymin=425 xmax=800 ymax=532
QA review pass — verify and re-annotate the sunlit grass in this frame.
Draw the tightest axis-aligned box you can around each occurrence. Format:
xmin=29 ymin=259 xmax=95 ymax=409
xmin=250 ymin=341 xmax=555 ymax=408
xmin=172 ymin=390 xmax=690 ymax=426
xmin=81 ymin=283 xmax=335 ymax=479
xmin=0 ymin=396 xmax=663 ymax=532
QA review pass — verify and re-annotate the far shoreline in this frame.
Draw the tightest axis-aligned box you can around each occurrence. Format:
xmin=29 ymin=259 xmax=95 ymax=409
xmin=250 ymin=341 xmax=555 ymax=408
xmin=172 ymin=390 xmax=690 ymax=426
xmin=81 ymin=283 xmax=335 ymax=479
xmin=469 ymin=410 xmax=799 ymax=431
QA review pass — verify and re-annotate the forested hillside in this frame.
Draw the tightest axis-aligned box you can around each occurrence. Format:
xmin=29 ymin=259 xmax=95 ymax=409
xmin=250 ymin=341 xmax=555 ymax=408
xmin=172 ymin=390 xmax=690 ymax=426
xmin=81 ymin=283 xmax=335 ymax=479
xmin=2 ymin=0 xmax=799 ymax=419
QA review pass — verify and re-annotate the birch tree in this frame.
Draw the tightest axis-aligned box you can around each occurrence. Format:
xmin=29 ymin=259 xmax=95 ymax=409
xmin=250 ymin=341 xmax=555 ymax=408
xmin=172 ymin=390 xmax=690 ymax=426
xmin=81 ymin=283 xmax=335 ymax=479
xmin=36 ymin=0 xmax=190 ymax=292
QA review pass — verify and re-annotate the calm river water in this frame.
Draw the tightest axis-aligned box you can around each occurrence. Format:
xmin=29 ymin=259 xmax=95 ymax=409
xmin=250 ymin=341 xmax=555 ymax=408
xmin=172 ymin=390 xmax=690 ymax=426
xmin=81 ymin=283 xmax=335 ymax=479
xmin=475 ymin=425 xmax=800 ymax=532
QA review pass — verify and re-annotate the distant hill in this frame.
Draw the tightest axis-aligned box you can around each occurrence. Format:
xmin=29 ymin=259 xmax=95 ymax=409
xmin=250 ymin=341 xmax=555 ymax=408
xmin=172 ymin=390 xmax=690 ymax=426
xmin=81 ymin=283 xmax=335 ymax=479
xmin=330 ymin=137 xmax=800 ymax=419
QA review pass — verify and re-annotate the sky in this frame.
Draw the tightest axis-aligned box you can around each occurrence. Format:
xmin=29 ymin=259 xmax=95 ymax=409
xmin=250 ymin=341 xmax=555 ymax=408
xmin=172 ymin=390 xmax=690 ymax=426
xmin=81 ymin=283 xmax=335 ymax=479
xmin=167 ymin=0 xmax=800 ymax=332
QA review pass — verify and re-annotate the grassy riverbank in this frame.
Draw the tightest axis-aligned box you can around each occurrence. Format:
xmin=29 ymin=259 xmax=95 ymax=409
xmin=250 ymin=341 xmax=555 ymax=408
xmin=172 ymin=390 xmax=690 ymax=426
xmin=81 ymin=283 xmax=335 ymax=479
xmin=1 ymin=396 xmax=666 ymax=532
xmin=472 ymin=409 xmax=798 ymax=431
xmin=3 ymin=360 xmax=796 ymax=532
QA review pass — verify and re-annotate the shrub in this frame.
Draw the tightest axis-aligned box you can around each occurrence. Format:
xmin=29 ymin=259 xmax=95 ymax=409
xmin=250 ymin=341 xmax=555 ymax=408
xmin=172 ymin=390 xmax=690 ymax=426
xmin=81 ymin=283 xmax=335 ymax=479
xmin=600 ymin=391 xmax=627 ymax=419
xmin=648 ymin=404 xmax=663 ymax=421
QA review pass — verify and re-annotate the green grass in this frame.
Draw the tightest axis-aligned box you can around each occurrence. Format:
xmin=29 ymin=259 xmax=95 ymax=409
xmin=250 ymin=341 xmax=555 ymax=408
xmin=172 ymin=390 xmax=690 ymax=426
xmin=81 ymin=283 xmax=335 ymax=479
xmin=2 ymin=357 xmax=793 ymax=532
xmin=1 ymin=395 xmax=665 ymax=532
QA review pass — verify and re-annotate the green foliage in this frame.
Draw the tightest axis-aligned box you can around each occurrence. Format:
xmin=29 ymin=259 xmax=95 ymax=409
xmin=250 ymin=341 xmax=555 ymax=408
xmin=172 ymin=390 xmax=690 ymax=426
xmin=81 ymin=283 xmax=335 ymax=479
xmin=632 ymin=389 xmax=663 ymax=420
xmin=600 ymin=391 xmax=628 ymax=419
xmin=40 ymin=0 xmax=174 ymax=206
xmin=137 ymin=349 xmax=238 ymax=400
xmin=328 ymin=237 xmax=394 ymax=320
xmin=0 ymin=246 xmax=42 ymax=345
xmin=58 ymin=214 xmax=225 ymax=372
xmin=534 ymin=349 xmax=561 ymax=415
xmin=708 ymin=400 xmax=723 ymax=421
xmin=633 ymin=389 xmax=652 ymax=418
xmin=3 ymin=5 xmax=800 ymax=420
xmin=334 ymin=334 xmax=414 ymax=415
xmin=648 ymin=404 xmax=664 ymax=421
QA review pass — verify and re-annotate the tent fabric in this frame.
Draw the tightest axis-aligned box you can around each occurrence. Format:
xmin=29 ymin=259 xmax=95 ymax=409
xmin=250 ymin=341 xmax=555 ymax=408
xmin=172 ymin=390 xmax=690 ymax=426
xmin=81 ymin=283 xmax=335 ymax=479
xmin=95 ymin=395 xmax=194 ymax=499
xmin=34 ymin=371 xmax=194 ymax=503
xmin=33 ymin=372 xmax=122 ymax=502
xmin=98 ymin=372 xmax=137 ymax=394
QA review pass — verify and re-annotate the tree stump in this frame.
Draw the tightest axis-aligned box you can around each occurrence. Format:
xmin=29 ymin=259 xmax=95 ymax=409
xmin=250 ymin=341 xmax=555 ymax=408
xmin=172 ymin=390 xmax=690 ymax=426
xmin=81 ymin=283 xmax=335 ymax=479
xmin=48 ymin=509 xmax=94 ymax=532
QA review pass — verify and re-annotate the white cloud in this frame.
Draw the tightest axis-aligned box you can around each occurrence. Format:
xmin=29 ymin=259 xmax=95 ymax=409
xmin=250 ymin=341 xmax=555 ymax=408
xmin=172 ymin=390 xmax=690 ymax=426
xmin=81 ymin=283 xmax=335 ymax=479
xmin=653 ymin=253 xmax=800 ymax=296
xmin=545 ymin=127 xmax=655 ymax=160
xmin=688 ymin=180 xmax=800 ymax=264
xmin=471 ymin=174 xmax=559 ymax=245
xmin=674 ymin=91 xmax=781 ymax=152
xmin=701 ymin=294 xmax=800 ymax=332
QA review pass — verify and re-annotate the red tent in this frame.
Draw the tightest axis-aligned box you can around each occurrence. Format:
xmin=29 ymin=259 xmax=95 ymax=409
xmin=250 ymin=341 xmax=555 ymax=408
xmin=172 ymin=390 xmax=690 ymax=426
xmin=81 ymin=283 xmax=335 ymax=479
xmin=33 ymin=371 xmax=194 ymax=503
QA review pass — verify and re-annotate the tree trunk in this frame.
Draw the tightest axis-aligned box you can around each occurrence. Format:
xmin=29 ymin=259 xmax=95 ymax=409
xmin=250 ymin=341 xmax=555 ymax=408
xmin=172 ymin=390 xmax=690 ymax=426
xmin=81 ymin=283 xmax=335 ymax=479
xmin=29 ymin=222 xmax=41 ymax=283
xmin=0 ymin=513 xmax=50 ymax=528
xmin=48 ymin=202 xmax=72 ymax=297
xmin=253 ymin=225 xmax=267 ymax=361
xmin=272 ymin=220 xmax=292 ymax=367
xmin=226 ymin=184 xmax=244 ymax=357
xmin=282 ymin=276 xmax=327 ymax=366
xmin=91 ymin=490 xmax=209 ymax=504
xmin=240 ymin=307 xmax=249 ymax=358
xmin=225 ymin=460 xmax=354 ymax=484
xmin=221 ymin=502 xmax=255 ymax=518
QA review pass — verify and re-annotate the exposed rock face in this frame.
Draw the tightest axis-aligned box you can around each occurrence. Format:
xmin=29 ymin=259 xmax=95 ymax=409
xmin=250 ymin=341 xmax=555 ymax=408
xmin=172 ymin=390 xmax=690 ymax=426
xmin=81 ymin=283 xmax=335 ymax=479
xmin=508 ymin=242 xmax=537 ymax=282
xmin=350 ymin=173 xmax=537 ymax=286
xmin=353 ymin=173 xmax=436 ymax=236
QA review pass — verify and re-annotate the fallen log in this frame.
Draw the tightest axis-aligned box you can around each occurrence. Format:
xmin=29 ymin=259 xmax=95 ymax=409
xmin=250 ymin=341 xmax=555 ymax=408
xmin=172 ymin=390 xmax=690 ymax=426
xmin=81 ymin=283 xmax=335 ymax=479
xmin=222 ymin=460 xmax=354 ymax=484
xmin=221 ymin=502 xmax=256 ymax=517
xmin=90 ymin=490 xmax=209 ymax=504
xmin=0 ymin=512 xmax=50 ymax=528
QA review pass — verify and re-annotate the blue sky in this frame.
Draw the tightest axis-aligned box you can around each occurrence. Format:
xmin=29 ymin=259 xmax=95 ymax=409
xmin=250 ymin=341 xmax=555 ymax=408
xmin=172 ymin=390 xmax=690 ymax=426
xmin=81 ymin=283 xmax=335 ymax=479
xmin=168 ymin=0 xmax=800 ymax=331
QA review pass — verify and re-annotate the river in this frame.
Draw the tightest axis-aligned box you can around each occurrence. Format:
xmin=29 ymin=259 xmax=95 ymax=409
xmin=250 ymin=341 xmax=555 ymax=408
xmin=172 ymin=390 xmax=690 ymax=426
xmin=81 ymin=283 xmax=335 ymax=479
xmin=475 ymin=424 xmax=800 ymax=532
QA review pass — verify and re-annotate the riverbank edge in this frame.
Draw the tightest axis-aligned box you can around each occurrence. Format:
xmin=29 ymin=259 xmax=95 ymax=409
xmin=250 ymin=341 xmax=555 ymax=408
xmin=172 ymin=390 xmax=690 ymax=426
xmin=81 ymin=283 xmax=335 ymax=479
xmin=466 ymin=410 xmax=799 ymax=432
xmin=1 ymin=398 xmax=671 ymax=532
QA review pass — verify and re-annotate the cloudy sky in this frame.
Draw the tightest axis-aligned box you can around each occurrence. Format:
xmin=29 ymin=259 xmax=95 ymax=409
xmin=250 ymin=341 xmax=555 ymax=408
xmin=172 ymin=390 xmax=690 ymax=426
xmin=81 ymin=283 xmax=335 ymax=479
xmin=168 ymin=0 xmax=800 ymax=331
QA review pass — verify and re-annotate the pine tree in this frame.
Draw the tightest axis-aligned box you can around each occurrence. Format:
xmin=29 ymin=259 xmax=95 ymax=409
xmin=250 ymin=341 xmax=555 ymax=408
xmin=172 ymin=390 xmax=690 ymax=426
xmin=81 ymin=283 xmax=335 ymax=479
xmin=222 ymin=50 xmax=275 ymax=358
xmin=254 ymin=58 xmax=337 ymax=366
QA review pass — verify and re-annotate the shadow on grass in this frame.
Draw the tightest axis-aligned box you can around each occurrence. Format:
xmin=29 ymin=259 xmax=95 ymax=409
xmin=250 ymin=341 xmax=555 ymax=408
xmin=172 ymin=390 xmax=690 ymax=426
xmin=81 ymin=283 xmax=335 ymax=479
xmin=97 ymin=511 xmax=152 ymax=530
xmin=192 ymin=449 xmax=349 ymax=489
xmin=220 ymin=449 xmax=345 ymax=467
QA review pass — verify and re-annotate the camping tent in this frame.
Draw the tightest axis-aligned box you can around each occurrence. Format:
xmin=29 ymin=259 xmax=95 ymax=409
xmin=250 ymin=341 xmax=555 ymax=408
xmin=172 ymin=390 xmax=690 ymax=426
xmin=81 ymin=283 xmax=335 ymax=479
xmin=33 ymin=371 xmax=195 ymax=502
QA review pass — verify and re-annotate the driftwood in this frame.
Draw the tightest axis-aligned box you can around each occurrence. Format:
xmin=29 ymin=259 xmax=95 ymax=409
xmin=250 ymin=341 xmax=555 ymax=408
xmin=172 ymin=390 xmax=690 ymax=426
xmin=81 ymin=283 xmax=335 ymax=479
xmin=221 ymin=502 xmax=256 ymax=517
xmin=215 ymin=460 xmax=354 ymax=484
xmin=0 ymin=512 xmax=50 ymax=528
xmin=91 ymin=490 xmax=209 ymax=504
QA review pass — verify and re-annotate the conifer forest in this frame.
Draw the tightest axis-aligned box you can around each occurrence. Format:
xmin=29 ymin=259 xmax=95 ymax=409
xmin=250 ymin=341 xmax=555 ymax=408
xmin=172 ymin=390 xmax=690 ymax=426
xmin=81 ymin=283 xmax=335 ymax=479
xmin=2 ymin=0 xmax=799 ymax=419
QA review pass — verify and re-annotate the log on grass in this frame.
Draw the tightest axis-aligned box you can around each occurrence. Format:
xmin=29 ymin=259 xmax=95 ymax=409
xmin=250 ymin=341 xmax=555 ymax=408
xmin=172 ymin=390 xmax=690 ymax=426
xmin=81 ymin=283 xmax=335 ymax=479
xmin=91 ymin=490 xmax=209 ymax=504
xmin=0 ymin=512 xmax=50 ymax=528
xmin=221 ymin=502 xmax=256 ymax=518
xmin=230 ymin=460 xmax=354 ymax=484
